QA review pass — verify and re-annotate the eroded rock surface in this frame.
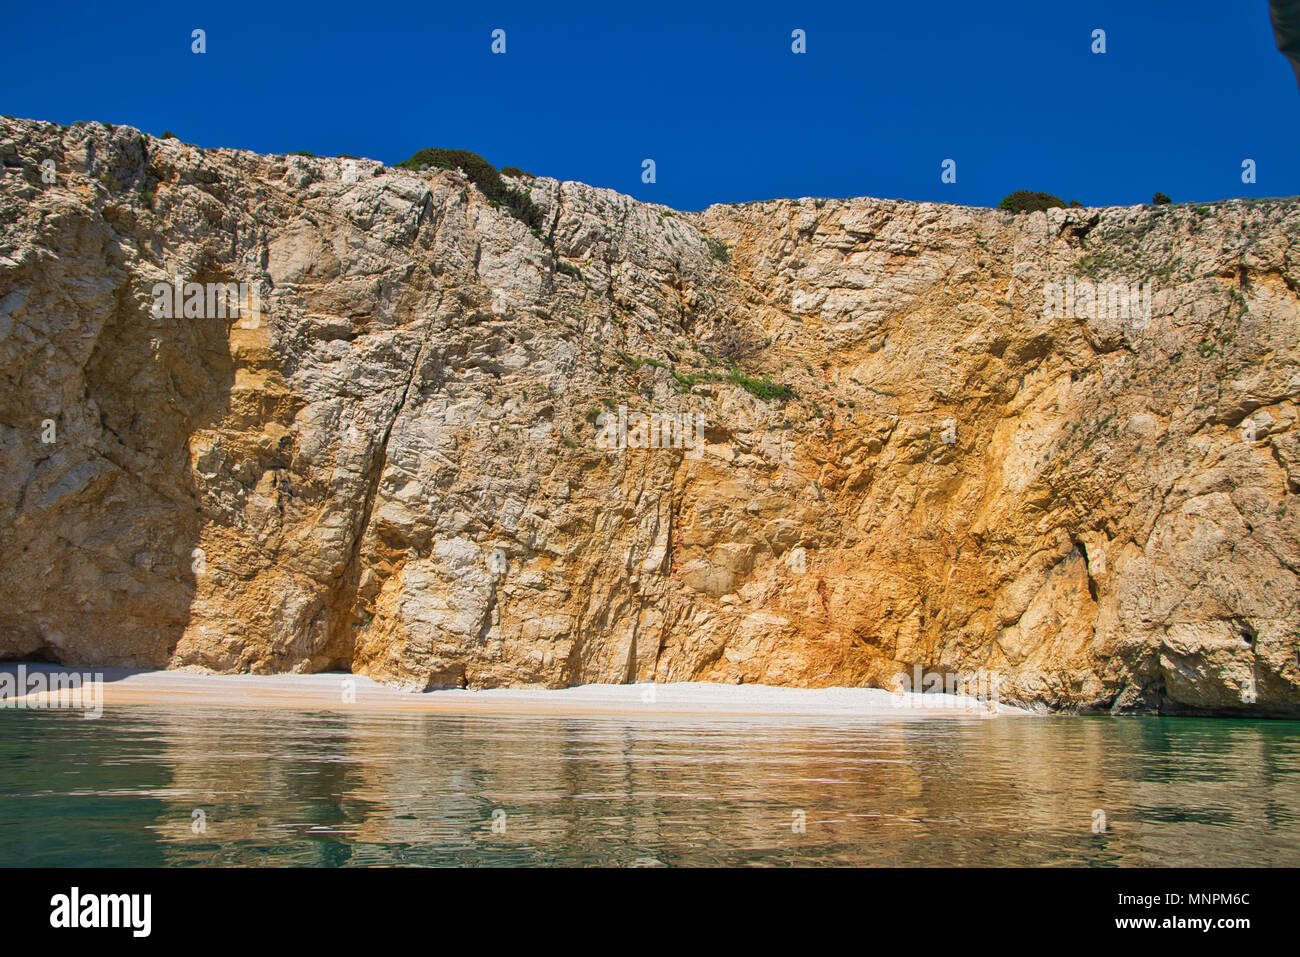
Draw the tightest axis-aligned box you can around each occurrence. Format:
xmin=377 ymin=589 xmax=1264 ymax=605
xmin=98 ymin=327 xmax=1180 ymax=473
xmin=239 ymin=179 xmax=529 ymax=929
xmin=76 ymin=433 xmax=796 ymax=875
xmin=2 ymin=116 xmax=1298 ymax=714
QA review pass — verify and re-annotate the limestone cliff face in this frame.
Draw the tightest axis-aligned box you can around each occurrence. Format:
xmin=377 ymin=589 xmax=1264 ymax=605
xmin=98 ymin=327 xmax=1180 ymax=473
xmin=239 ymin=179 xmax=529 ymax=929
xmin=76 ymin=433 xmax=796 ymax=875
xmin=2 ymin=116 xmax=1298 ymax=715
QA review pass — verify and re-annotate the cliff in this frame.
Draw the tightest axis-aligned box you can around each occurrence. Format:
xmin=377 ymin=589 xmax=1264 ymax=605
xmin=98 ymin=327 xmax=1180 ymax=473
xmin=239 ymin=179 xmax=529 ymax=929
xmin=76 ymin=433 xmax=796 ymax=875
xmin=2 ymin=116 xmax=1298 ymax=715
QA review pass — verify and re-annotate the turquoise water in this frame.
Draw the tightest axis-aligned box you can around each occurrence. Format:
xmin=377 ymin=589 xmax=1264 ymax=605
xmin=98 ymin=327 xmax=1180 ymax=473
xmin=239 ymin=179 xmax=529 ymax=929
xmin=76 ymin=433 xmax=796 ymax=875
xmin=1 ymin=707 xmax=1298 ymax=866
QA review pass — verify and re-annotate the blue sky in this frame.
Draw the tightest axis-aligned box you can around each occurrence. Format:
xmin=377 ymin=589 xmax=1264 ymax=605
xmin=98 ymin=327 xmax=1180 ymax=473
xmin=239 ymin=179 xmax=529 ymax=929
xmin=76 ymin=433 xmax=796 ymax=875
xmin=2 ymin=1 xmax=1296 ymax=210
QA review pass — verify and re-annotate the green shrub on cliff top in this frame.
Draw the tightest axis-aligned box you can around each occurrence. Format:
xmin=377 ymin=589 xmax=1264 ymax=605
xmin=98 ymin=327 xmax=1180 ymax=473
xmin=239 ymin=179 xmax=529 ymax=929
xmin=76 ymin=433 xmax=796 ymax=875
xmin=398 ymin=147 xmax=498 ymax=186
xmin=397 ymin=147 xmax=545 ymax=233
xmin=997 ymin=191 xmax=1067 ymax=214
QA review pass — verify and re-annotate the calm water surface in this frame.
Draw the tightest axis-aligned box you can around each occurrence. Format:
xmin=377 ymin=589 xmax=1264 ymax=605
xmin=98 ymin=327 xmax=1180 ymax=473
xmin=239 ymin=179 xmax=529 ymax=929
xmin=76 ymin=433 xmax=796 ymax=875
xmin=1 ymin=707 xmax=1297 ymax=866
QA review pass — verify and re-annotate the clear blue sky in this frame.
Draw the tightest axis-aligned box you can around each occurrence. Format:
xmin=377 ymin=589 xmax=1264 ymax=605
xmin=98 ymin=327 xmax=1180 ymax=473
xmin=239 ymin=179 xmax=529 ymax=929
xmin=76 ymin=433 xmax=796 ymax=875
xmin=2 ymin=0 xmax=1296 ymax=210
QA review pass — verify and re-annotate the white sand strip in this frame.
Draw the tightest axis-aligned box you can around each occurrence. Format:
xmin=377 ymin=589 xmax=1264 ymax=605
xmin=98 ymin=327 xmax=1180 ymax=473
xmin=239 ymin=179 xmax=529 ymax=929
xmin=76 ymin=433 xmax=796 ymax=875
xmin=0 ymin=664 xmax=1034 ymax=718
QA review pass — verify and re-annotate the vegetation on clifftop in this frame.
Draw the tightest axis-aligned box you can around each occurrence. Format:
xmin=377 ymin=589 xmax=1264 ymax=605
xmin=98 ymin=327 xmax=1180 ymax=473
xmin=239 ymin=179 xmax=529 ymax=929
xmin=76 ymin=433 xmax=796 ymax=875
xmin=997 ymin=190 xmax=1068 ymax=214
xmin=397 ymin=147 xmax=545 ymax=233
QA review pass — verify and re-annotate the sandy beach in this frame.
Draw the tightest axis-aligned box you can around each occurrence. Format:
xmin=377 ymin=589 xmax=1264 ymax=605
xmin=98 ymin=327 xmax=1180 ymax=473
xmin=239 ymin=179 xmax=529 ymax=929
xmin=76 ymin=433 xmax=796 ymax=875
xmin=0 ymin=664 xmax=1032 ymax=718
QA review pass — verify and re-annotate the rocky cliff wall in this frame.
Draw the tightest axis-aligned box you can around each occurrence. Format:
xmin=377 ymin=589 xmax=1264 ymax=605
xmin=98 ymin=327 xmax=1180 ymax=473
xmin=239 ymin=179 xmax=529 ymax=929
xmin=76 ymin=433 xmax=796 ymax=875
xmin=2 ymin=116 xmax=1298 ymax=714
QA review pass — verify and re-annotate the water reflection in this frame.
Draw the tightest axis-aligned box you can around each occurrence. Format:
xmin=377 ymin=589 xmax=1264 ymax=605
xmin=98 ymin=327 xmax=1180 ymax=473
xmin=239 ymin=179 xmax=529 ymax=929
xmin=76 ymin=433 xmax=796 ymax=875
xmin=1 ymin=708 xmax=1297 ymax=866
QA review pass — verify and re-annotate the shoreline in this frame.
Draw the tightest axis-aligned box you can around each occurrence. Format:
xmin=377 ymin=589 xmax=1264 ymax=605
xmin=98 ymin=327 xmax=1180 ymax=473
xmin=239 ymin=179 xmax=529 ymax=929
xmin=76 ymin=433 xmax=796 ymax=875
xmin=0 ymin=664 xmax=1033 ymax=719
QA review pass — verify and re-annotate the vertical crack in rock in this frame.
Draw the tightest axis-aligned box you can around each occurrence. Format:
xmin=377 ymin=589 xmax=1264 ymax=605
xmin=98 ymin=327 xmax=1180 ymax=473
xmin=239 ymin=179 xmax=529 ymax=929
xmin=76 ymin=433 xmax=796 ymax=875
xmin=545 ymin=182 xmax=564 ymax=249
xmin=325 ymin=315 xmax=436 ymax=671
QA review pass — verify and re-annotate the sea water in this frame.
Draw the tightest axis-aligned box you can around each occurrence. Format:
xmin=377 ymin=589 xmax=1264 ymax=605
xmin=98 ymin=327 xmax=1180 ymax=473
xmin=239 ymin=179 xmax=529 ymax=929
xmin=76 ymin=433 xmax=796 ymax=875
xmin=1 ymin=707 xmax=1297 ymax=866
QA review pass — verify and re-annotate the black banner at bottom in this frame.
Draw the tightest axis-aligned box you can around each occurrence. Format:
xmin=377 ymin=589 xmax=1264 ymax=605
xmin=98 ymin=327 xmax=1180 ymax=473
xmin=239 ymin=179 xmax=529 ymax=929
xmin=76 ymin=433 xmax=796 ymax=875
xmin=8 ymin=867 xmax=1277 ymax=944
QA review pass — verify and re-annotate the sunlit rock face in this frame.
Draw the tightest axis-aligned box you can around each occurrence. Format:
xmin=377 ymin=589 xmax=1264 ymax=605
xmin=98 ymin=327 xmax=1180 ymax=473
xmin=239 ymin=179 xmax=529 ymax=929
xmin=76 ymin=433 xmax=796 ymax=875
xmin=2 ymin=116 xmax=1298 ymax=715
